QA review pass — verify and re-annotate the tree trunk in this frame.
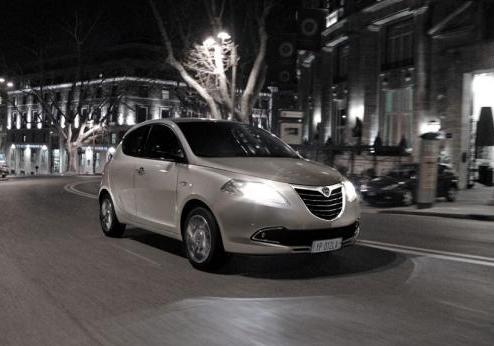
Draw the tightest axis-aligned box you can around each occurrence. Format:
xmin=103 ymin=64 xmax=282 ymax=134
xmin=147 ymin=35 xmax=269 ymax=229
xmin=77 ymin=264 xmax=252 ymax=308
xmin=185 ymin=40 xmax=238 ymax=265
xmin=66 ymin=143 xmax=79 ymax=174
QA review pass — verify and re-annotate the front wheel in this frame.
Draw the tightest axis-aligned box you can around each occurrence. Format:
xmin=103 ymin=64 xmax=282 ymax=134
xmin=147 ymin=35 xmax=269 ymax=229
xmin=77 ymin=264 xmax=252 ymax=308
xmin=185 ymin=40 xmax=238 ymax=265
xmin=99 ymin=195 xmax=125 ymax=237
xmin=183 ymin=207 xmax=224 ymax=271
xmin=402 ymin=190 xmax=414 ymax=206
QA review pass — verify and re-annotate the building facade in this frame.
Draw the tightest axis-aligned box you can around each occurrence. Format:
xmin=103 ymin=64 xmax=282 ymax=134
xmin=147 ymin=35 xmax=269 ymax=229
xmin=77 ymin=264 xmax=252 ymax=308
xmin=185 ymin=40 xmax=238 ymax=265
xmin=4 ymin=76 xmax=274 ymax=175
xmin=301 ymin=0 xmax=494 ymax=187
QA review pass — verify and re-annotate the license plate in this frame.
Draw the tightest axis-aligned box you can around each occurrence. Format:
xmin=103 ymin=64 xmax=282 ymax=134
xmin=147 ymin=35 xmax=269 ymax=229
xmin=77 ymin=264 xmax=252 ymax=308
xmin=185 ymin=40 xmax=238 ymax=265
xmin=367 ymin=191 xmax=376 ymax=196
xmin=311 ymin=238 xmax=342 ymax=253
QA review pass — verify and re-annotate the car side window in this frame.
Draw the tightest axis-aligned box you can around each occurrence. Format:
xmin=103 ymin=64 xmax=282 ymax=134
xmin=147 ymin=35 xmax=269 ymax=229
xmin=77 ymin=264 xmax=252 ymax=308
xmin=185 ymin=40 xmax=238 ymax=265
xmin=122 ymin=125 xmax=150 ymax=157
xmin=145 ymin=125 xmax=184 ymax=161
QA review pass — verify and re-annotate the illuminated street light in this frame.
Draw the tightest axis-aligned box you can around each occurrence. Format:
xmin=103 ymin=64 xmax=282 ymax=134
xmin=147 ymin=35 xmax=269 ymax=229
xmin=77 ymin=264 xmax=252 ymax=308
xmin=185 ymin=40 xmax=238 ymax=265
xmin=0 ymin=78 xmax=5 ymax=83
xmin=6 ymin=81 xmax=14 ymax=88
xmin=217 ymin=31 xmax=231 ymax=41
xmin=203 ymin=37 xmax=216 ymax=48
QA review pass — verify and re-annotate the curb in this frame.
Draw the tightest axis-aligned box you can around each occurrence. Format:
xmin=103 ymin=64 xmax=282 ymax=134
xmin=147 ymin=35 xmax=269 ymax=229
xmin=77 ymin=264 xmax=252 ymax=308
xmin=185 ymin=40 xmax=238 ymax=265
xmin=378 ymin=210 xmax=494 ymax=222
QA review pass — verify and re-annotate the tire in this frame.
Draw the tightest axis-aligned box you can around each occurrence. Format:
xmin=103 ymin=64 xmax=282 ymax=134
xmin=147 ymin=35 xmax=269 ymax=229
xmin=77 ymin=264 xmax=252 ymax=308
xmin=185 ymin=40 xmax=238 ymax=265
xmin=183 ymin=207 xmax=224 ymax=271
xmin=99 ymin=194 xmax=125 ymax=237
xmin=446 ymin=186 xmax=458 ymax=202
xmin=402 ymin=190 xmax=414 ymax=206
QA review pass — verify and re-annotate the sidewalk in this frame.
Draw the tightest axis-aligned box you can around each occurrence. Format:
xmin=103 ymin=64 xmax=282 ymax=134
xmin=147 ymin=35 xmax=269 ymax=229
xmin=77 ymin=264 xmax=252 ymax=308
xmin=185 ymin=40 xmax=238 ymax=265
xmin=362 ymin=185 xmax=494 ymax=221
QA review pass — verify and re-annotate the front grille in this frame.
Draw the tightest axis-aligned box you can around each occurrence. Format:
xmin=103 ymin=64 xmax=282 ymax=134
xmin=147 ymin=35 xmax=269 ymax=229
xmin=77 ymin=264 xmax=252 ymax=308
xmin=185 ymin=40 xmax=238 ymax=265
xmin=251 ymin=222 xmax=359 ymax=246
xmin=295 ymin=185 xmax=343 ymax=221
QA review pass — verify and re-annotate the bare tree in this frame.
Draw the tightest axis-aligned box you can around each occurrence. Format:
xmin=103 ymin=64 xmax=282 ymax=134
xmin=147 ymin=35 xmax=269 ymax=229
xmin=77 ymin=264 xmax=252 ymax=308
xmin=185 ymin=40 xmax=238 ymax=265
xmin=148 ymin=0 xmax=273 ymax=122
xmin=9 ymin=12 xmax=131 ymax=173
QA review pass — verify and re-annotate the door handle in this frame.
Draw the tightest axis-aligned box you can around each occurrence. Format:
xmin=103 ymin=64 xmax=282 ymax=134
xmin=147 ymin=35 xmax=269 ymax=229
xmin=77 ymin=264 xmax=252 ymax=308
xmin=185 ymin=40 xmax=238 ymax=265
xmin=136 ymin=167 xmax=145 ymax=175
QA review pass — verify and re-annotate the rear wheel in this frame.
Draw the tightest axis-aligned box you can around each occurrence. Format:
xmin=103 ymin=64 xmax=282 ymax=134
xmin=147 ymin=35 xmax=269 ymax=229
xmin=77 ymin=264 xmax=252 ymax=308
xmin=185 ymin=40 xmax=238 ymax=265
xmin=446 ymin=185 xmax=458 ymax=202
xmin=99 ymin=194 xmax=125 ymax=237
xmin=183 ymin=207 xmax=224 ymax=271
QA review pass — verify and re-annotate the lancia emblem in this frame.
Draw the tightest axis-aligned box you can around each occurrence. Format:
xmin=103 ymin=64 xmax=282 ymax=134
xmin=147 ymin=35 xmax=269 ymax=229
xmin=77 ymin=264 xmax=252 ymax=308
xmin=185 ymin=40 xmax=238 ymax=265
xmin=321 ymin=186 xmax=331 ymax=197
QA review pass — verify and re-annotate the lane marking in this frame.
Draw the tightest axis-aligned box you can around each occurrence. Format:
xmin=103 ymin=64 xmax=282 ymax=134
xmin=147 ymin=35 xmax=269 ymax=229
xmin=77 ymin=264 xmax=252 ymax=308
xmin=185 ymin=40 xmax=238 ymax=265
xmin=109 ymin=243 xmax=161 ymax=267
xmin=64 ymin=181 xmax=99 ymax=199
xmin=358 ymin=239 xmax=494 ymax=268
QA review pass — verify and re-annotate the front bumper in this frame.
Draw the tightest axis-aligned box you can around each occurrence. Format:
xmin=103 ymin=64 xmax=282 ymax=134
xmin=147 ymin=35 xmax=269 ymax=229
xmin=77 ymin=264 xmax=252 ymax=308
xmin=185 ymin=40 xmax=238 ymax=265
xmin=251 ymin=221 xmax=359 ymax=253
xmin=211 ymin=181 xmax=360 ymax=255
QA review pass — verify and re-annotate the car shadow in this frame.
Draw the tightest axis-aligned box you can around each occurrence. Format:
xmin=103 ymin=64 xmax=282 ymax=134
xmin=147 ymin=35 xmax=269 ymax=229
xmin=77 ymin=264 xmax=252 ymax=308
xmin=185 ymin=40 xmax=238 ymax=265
xmin=125 ymin=228 xmax=405 ymax=280
xmin=217 ymin=245 xmax=405 ymax=279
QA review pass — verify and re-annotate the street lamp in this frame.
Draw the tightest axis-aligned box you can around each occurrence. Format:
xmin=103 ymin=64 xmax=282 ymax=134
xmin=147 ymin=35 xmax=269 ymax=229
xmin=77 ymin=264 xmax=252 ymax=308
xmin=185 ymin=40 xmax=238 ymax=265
xmin=6 ymin=82 xmax=14 ymax=88
xmin=203 ymin=37 xmax=216 ymax=48
xmin=217 ymin=31 xmax=231 ymax=41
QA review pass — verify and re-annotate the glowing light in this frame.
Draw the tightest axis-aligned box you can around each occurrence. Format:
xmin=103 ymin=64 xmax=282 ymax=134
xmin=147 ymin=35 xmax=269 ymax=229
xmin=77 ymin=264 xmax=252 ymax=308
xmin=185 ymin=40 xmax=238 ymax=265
xmin=0 ymin=78 xmax=4 ymax=83
xmin=217 ymin=32 xmax=231 ymax=40
xmin=343 ymin=180 xmax=358 ymax=202
xmin=6 ymin=82 xmax=13 ymax=88
xmin=108 ymin=147 xmax=116 ymax=155
xmin=41 ymin=145 xmax=48 ymax=151
xmin=203 ymin=37 xmax=216 ymax=47
xmin=472 ymin=73 xmax=494 ymax=121
xmin=11 ymin=144 xmax=16 ymax=149
xmin=420 ymin=119 xmax=441 ymax=134
xmin=221 ymin=180 xmax=288 ymax=206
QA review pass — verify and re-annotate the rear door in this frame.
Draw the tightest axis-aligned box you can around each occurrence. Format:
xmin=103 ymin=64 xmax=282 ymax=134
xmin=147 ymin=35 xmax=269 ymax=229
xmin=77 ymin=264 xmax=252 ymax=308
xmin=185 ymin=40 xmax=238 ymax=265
xmin=134 ymin=124 xmax=185 ymax=233
xmin=110 ymin=125 xmax=151 ymax=219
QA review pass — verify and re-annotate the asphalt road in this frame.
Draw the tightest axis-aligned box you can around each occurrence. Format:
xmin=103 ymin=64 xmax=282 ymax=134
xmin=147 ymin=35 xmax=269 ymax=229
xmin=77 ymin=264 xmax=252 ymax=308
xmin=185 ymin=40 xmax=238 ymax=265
xmin=0 ymin=176 xmax=493 ymax=346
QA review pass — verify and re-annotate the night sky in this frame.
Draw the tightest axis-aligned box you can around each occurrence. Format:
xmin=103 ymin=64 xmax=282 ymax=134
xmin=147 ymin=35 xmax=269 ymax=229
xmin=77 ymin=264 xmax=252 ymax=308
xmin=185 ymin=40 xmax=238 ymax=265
xmin=0 ymin=0 xmax=158 ymax=68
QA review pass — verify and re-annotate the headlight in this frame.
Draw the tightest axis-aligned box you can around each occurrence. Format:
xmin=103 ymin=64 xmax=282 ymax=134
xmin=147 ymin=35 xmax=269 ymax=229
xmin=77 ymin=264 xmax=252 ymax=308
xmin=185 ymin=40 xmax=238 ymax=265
xmin=221 ymin=179 xmax=288 ymax=206
xmin=360 ymin=183 xmax=368 ymax=192
xmin=343 ymin=180 xmax=358 ymax=202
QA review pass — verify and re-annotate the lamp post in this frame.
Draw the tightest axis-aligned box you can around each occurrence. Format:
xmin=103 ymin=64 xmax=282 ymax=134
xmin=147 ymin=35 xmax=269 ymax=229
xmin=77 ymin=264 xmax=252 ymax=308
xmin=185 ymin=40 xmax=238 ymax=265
xmin=0 ymin=78 xmax=14 ymax=169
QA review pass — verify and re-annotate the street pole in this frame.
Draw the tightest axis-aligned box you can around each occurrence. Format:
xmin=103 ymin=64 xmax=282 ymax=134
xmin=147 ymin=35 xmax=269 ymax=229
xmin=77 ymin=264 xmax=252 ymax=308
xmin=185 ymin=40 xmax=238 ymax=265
xmin=231 ymin=44 xmax=237 ymax=120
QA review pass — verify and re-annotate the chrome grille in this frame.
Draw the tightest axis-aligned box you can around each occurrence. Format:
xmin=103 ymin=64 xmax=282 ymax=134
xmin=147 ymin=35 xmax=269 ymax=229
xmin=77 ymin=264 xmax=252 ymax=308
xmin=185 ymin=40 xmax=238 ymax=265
xmin=295 ymin=185 xmax=343 ymax=221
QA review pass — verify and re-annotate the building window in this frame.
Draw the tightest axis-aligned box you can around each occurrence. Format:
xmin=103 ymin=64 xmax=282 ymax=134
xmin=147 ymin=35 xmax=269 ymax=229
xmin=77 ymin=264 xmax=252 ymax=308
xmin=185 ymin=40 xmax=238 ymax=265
xmin=136 ymin=105 xmax=148 ymax=123
xmin=335 ymin=44 xmax=349 ymax=81
xmin=326 ymin=10 xmax=338 ymax=28
xmin=81 ymin=107 xmax=89 ymax=121
xmin=111 ymin=133 xmax=117 ymax=144
xmin=21 ymin=112 xmax=28 ymax=129
xmin=161 ymin=108 xmax=170 ymax=118
xmin=138 ymin=86 xmax=149 ymax=98
xmin=110 ymin=106 xmax=118 ymax=123
xmin=381 ymin=87 xmax=414 ymax=146
xmin=161 ymin=89 xmax=170 ymax=100
xmin=384 ymin=19 xmax=414 ymax=69
xmin=32 ymin=94 xmax=38 ymax=104
xmin=12 ymin=96 xmax=17 ymax=106
xmin=22 ymin=95 xmax=28 ymax=105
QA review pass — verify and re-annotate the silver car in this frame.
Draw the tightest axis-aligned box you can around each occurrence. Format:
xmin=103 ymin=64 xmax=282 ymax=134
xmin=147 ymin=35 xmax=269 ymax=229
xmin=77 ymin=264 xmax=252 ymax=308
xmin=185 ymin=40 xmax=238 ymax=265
xmin=99 ymin=119 xmax=360 ymax=270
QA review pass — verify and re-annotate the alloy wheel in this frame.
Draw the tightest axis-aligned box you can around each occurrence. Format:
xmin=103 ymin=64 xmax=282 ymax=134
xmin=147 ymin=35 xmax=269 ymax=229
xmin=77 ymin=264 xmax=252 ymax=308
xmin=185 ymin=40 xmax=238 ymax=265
xmin=185 ymin=215 xmax=212 ymax=264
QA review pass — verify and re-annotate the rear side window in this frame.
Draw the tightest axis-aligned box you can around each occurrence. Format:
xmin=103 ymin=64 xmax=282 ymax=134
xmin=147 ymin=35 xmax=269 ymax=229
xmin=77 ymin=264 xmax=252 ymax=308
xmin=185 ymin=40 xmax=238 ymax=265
xmin=122 ymin=125 xmax=150 ymax=157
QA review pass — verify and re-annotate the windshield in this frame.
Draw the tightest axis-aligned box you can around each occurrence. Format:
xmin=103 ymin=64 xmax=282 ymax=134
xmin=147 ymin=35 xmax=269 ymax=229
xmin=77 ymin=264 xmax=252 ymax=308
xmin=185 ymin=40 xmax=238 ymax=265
xmin=177 ymin=121 xmax=300 ymax=158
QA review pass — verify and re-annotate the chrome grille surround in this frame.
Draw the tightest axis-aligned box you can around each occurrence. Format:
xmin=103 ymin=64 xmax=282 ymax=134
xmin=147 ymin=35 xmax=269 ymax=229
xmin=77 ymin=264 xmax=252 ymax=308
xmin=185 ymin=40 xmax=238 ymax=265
xmin=292 ymin=183 xmax=345 ymax=221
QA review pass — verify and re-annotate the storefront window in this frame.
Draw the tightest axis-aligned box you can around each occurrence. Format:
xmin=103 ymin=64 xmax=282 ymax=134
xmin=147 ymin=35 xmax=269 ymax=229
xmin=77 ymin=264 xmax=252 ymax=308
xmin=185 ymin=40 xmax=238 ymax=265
xmin=382 ymin=87 xmax=414 ymax=146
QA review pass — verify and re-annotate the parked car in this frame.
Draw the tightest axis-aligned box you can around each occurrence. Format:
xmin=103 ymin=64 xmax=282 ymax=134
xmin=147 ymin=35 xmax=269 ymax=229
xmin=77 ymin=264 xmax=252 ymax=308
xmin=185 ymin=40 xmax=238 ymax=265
xmin=99 ymin=119 xmax=360 ymax=270
xmin=0 ymin=153 xmax=9 ymax=178
xmin=361 ymin=163 xmax=459 ymax=206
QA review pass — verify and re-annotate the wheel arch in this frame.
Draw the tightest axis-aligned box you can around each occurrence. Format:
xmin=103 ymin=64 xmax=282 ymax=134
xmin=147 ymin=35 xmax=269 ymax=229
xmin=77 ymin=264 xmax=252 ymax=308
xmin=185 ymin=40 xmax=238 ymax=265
xmin=180 ymin=199 xmax=220 ymax=239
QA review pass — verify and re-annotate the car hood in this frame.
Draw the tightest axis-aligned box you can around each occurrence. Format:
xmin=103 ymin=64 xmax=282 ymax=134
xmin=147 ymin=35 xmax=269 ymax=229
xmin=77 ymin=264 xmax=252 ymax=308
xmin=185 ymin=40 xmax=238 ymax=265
xmin=197 ymin=157 xmax=343 ymax=186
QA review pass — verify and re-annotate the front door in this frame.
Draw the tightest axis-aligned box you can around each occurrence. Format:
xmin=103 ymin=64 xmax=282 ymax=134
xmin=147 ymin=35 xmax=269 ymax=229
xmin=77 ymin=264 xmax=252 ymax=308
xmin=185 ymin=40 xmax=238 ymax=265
xmin=135 ymin=124 xmax=185 ymax=233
